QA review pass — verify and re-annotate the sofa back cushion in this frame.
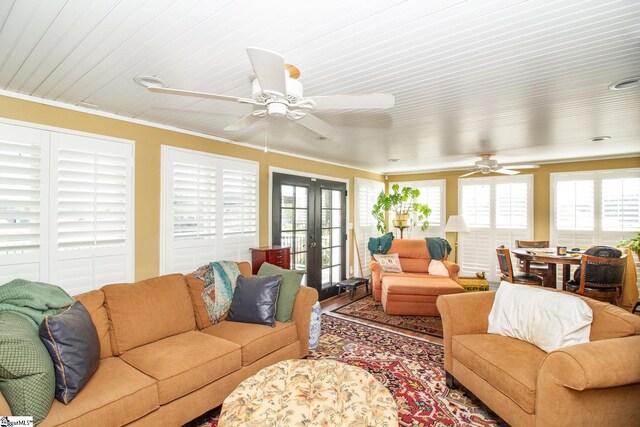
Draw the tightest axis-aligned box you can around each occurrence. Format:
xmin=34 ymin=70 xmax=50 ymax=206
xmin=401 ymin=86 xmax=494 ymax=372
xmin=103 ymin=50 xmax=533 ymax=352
xmin=74 ymin=290 xmax=113 ymax=359
xmin=387 ymin=239 xmax=431 ymax=273
xmin=102 ymin=274 xmax=195 ymax=354
xmin=185 ymin=262 xmax=252 ymax=330
xmin=582 ymin=296 xmax=640 ymax=340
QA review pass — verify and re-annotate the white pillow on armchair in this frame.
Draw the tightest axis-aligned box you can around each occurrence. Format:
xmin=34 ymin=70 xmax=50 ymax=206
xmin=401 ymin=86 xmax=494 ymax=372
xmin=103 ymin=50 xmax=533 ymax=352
xmin=487 ymin=281 xmax=593 ymax=352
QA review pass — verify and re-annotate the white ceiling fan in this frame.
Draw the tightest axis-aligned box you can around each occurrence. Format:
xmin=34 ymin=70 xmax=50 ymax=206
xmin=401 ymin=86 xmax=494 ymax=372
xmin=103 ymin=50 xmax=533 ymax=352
xmin=460 ymin=154 xmax=540 ymax=177
xmin=137 ymin=47 xmax=395 ymax=139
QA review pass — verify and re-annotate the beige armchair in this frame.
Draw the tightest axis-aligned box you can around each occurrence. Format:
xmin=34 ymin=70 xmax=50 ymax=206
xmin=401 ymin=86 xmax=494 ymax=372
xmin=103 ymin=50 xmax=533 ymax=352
xmin=437 ymin=290 xmax=640 ymax=427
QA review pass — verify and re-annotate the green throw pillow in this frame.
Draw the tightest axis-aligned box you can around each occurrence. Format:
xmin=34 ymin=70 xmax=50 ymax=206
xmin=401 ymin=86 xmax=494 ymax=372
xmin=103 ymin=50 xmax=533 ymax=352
xmin=257 ymin=263 xmax=304 ymax=323
xmin=0 ymin=312 xmax=55 ymax=424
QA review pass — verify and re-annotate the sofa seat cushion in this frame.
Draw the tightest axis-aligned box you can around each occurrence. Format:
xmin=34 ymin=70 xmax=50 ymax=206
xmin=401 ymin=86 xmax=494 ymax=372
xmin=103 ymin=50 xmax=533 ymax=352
xmin=382 ymin=276 xmax=463 ymax=296
xmin=202 ymin=320 xmax=298 ymax=366
xmin=120 ymin=331 xmax=241 ymax=404
xmin=380 ymin=272 xmax=430 ymax=280
xmin=452 ymin=334 xmax=546 ymax=414
xmin=40 ymin=357 xmax=158 ymax=427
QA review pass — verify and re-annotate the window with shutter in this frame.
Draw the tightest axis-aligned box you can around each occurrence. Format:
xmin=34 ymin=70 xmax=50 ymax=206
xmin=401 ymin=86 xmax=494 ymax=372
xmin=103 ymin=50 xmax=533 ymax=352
xmin=551 ymin=169 xmax=640 ymax=288
xmin=391 ymin=180 xmax=446 ymax=238
xmin=49 ymin=133 xmax=133 ymax=294
xmin=354 ymin=178 xmax=384 ymax=276
xmin=0 ymin=123 xmax=48 ymax=284
xmin=458 ymin=175 xmax=533 ymax=282
xmin=223 ymin=167 xmax=257 ymax=238
xmin=161 ymin=146 xmax=258 ymax=274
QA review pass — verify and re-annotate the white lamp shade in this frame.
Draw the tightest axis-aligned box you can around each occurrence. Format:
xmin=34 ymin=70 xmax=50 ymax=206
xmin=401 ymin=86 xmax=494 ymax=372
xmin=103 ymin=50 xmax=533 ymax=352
xmin=445 ymin=215 xmax=469 ymax=233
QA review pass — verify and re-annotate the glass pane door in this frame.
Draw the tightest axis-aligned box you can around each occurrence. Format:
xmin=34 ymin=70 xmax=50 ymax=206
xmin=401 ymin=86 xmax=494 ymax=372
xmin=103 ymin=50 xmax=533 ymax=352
xmin=272 ymin=173 xmax=346 ymax=300
xmin=279 ymin=184 xmax=308 ymax=284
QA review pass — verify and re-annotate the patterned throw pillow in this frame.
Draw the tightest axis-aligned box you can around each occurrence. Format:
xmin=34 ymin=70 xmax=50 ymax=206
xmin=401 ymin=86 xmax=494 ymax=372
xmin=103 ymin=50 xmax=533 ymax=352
xmin=374 ymin=253 xmax=403 ymax=273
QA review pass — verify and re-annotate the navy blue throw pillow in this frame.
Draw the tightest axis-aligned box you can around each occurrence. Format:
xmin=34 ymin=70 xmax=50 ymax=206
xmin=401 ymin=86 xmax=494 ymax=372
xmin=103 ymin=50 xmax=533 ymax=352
xmin=39 ymin=301 xmax=100 ymax=404
xmin=227 ymin=275 xmax=282 ymax=327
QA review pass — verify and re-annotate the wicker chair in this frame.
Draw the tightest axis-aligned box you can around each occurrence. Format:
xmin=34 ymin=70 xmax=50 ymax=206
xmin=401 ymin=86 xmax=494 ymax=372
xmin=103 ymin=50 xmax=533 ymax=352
xmin=566 ymin=254 xmax=627 ymax=304
xmin=496 ymin=247 xmax=543 ymax=286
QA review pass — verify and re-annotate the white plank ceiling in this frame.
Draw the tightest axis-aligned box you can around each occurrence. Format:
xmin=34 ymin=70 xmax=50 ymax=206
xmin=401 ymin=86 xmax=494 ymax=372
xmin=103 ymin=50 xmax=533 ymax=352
xmin=0 ymin=0 xmax=638 ymax=173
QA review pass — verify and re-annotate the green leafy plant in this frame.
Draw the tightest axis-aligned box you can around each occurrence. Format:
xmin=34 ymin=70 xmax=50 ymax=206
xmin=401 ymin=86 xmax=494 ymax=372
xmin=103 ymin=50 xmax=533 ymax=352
xmin=616 ymin=232 xmax=640 ymax=254
xmin=371 ymin=183 xmax=432 ymax=234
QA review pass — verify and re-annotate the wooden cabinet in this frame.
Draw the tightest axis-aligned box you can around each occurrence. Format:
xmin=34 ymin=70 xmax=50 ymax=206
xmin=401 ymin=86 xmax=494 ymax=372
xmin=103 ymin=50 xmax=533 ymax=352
xmin=250 ymin=246 xmax=291 ymax=274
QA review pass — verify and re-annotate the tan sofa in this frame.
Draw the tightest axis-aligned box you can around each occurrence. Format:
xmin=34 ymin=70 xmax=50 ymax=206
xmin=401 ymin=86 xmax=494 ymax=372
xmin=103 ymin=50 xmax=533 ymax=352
xmin=370 ymin=239 xmax=463 ymax=315
xmin=437 ymin=290 xmax=640 ymax=427
xmin=0 ymin=262 xmax=318 ymax=426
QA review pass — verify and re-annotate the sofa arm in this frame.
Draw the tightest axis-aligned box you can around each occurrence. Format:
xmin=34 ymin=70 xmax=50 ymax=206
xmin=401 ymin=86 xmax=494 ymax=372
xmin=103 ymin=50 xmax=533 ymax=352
xmin=0 ymin=390 xmax=11 ymax=416
xmin=535 ymin=335 xmax=640 ymax=427
xmin=370 ymin=260 xmax=383 ymax=301
xmin=441 ymin=260 xmax=460 ymax=283
xmin=540 ymin=335 xmax=640 ymax=391
xmin=291 ymin=285 xmax=319 ymax=358
xmin=436 ymin=291 xmax=495 ymax=372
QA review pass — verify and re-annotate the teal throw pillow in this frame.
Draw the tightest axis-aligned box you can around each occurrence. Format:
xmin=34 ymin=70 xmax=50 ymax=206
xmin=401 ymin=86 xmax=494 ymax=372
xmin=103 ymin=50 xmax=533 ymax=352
xmin=257 ymin=263 xmax=304 ymax=323
xmin=0 ymin=312 xmax=55 ymax=424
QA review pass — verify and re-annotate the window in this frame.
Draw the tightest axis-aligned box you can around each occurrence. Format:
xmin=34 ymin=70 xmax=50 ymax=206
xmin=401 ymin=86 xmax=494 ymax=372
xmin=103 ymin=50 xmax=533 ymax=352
xmin=551 ymin=169 xmax=640 ymax=285
xmin=161 ymin=146 xmax=258 ymax=274
xmin=391 ymin=179 xmax=446 ymax=238
xmin=458 ymin=175 xmax=533 ymax=282
xmin=0 ymin=121 xmax=134 ymax=294
xmin=354 ymin=178 xmax=384 ymax=277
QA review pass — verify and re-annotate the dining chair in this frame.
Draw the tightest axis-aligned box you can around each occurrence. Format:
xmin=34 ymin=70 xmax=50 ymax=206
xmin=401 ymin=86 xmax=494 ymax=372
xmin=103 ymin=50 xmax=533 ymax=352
xmin=565 ymin=254 xmax=627 ymax=304
xmin=496 ymin=247 xmax=543 ymax=286
xmin=515 ymin=240 xmax=553 ymax=287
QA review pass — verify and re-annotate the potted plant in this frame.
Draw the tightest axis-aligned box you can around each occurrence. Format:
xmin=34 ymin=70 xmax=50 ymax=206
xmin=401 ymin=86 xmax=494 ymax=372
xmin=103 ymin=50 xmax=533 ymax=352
xmin=616 ymin=232 xmax=640 ymax=258
xmin=371 ymin=183 xmax=432 ymax=235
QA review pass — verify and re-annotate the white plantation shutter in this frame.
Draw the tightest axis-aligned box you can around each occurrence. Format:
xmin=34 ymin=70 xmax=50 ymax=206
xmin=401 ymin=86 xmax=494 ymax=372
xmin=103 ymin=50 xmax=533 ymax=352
xmin=161 ymin=146 xmax=258 ymax=274
xmin=354 ymin=178 xmax=384 ymax=277
xmin=0 ymin=123 xmax=49 ymax=283
xmin=172 ymin=162 xmax=216 ymax=240
xmin=392 ymin=180 xmax=446 ymax=238
xmin=551 ymin=169 xmax=640 ymax=288
xmin=459 ymin=175 xmax=533 ymax=282
xmin=49 ymin=133 xmax=133 ymax=294
xmin=222 ymin=167 xmax=257 ymax=238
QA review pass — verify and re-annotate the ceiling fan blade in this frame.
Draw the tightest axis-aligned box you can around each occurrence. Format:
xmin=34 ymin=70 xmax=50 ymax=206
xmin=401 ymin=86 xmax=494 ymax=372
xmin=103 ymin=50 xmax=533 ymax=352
xmin=224 ymin=113 xmax=263 ymax=131
xmin=246 ymin=47 xmax=287 ymax=96
xmin=295 ymin=113 xmax=339 ymax=138
xmin=148 ymin=86 xmax=255 ymax=104
xmin=305 ymin=93 xmax=395 ymax=110
xmin=460 ymin=170 xmax=480 ymax=178
xmin=508 ymin=164 xmax=540 ymax=170
xmin=495 ymin=168 xmax=520 ymax=175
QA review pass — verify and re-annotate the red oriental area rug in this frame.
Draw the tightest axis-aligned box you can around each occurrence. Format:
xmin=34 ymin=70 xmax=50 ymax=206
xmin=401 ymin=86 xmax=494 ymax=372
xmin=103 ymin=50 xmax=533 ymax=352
xmin=195 ymin=315 xmax=499 ymax=427
xmin=331 ymin=294 xmax=444 ymax=338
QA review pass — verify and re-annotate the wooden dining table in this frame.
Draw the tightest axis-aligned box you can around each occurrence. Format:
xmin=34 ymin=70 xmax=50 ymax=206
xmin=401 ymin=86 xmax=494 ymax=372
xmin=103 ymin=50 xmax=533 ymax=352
xmin=511 ymin=248 xmax=583 ymax=290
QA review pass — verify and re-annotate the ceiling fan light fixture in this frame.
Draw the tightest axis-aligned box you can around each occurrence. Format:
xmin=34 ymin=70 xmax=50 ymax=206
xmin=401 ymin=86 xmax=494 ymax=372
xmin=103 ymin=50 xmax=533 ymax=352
xmin=133 ymin=75 xmax=168 ymax=89
xmin=608 ymin=77 xmax=640 ymax=91
xmin=589 ymin=135 xmax=611 ymax=142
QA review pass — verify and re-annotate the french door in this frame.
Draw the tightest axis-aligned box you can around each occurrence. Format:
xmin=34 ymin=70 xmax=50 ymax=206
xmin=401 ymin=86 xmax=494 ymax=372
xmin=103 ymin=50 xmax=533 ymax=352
xmin=272 ymin=173 xmax=347 ymax=300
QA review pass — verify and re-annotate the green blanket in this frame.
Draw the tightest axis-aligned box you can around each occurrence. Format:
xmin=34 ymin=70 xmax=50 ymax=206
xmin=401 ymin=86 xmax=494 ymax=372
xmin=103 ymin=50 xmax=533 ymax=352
xmin=426 ymin=237 xmax=452 ymax=261
xmin=368 ymin=232 xmax=394 ymax=256
xmin=0 ymin=279 xmax=74 ymax=326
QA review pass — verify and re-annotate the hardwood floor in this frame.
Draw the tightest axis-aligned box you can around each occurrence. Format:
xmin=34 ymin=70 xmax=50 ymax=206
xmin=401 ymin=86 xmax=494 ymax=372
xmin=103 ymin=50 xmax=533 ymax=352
xmin=319 ymin=286 xmax=444 ymax=345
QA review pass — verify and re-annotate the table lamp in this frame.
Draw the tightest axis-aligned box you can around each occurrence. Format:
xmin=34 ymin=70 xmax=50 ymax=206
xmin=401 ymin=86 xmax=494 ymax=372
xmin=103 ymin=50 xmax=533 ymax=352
xmin=444 ymin=215 xmax=469 ymax=265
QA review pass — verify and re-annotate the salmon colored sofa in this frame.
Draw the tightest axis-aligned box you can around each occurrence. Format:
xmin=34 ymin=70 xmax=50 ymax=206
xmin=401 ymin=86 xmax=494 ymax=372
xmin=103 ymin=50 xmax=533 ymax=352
xmin=0 ymin=262 xmax=318 ymax=426
xmin=369 ymin=239 xmax=463 ymax=316
xmin=437 ymin=290 xmax=640 ymax=427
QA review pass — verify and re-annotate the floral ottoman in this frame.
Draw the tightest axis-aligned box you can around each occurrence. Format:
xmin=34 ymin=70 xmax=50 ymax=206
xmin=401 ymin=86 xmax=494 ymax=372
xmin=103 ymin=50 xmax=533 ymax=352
xmin=219 ymin=359 xmax=398 ymax=427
